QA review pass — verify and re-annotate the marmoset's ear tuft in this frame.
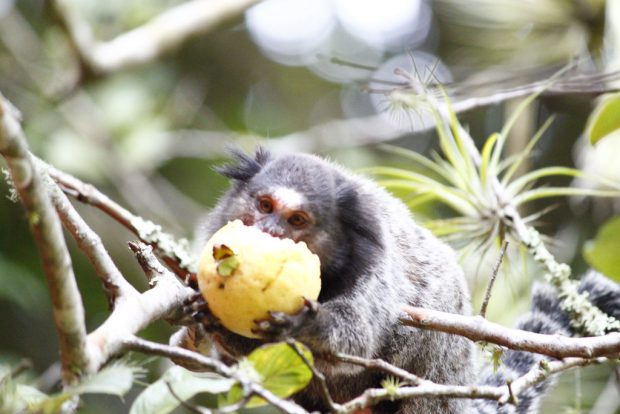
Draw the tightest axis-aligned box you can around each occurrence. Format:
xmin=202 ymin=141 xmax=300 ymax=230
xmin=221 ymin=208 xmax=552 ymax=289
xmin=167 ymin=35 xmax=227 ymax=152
xmin=215 ymin=146 xmax=272 ymax=181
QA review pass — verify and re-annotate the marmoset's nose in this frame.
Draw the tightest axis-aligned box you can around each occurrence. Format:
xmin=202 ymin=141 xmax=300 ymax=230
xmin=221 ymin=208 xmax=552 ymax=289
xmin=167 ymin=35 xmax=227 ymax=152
xmin=255 ymin=216 xmax=286 ymax=239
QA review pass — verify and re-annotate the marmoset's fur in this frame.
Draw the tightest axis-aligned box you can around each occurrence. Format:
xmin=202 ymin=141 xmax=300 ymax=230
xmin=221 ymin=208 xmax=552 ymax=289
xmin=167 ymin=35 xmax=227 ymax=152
xmin=191 ymin=148 xmax=619 ymax=414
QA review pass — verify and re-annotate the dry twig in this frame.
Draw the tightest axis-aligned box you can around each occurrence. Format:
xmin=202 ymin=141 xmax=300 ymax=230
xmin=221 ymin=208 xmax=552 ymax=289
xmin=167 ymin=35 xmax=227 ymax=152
xmin=287 ymin=339 xmax=340 ymax=411
xmin=479 ymin=240 xmax=509 ymax=318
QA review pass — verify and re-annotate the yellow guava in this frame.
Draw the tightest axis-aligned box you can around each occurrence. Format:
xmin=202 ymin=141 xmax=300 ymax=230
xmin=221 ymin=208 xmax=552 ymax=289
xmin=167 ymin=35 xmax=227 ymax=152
xmin=197 ymin=220 xmax=321 ymax=338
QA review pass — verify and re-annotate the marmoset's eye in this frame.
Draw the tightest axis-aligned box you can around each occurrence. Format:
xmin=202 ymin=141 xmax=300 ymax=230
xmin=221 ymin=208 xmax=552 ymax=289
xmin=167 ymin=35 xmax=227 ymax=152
xmin=287 ymin=211 xmax=309 ymax=229
xmin=257 ymin=196 xmax=274 ymax=214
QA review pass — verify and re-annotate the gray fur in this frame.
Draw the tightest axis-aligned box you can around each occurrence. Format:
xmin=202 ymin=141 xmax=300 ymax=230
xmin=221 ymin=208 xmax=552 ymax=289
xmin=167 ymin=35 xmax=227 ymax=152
xmin=198 ymin=150 xmax=619 ymax=414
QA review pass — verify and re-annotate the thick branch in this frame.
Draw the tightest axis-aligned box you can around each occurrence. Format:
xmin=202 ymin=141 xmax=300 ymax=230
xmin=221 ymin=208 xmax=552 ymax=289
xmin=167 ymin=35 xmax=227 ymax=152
xmin=51 ymin=0 xmax=261 ymax=75
xmin=87 ymin=243 xmax=195 ymax=369
xmin=0 ymin=93 xmax=92 ymax=384
xmin=402 ymin=306 xmax=620 ymax=359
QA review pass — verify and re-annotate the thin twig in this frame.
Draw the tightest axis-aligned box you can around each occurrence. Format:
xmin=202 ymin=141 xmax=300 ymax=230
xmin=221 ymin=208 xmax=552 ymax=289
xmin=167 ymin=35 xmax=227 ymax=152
xmin=219 ymin=382 xmax=253 ymax=414
xmin=0 ymin=92 xmax=92 ymax=384
xmin=38 ymin=158 xmax=197 ymax=284
xmin=123 ymin=337 xmax=310 ymax=414
xmin=480 ymin=240 xmax=509 ymax=318
xmin=499 ymin=357 xmax=601 ymax=405
xmin=401 ymin=306 xmax=620 ymax=359
xmin=336 ymin=382 xmax=502 ymax=413
xmin=165 ymin=381 xmax=212 ymax=414
xmin=335 ymin=353 xmax=422 ymax=386
xmin=128 ymin=241 xmax=169 ymax=286
xmin=48 ymin=180 xmax=139 ymax=304
xmin=123 ymin=336 xmax=232 ymax=376
xmin=245 ymin=382 xmax=310 ymax=414
xmin=330 ymin=353 xmax=603 ymax=413
xmin=505 ymin=379 xmax=516 ymax=405
xmin=286 ymin=339 xmax=340 ymax=411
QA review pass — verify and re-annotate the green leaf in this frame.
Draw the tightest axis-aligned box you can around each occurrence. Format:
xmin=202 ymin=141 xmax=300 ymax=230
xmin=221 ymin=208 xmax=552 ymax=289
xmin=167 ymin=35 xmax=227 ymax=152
xmin=585 ymin=93 xmax=620 ymax=145
xmin=479 ymin=133 xmax=499 ymax=188
xmin=130 ymin=366 xmax=234 ymax=414
xmin=217 ymin=256 xmax=240 ymax=277
xmin=213 ymin=244 xmax=239 ymax=277
xmin=225 ymin=342 xmax=313 ymax=409
xmin=31 ymin=393 xmax=73 ymax=414
xmin=584 ymin=215 xmax=620 ymax=282
xmin=492 ymin=348 xmax=503 ymax=373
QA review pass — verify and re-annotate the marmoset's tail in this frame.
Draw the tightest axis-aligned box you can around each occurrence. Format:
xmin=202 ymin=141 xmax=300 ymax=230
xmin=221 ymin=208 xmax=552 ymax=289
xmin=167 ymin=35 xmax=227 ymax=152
xmin=474 ymin=271 xmax=620 ymax=414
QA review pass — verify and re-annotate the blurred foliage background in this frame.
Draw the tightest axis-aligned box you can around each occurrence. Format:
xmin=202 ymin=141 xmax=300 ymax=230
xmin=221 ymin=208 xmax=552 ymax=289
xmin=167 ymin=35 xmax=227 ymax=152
xmin=0 ymin=0 xmax=619 ymax=412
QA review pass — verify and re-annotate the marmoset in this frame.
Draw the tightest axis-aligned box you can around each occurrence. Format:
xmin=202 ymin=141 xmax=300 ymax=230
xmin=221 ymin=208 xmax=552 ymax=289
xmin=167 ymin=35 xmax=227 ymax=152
xmin=189 ymin=148 xmax=619 ymax=414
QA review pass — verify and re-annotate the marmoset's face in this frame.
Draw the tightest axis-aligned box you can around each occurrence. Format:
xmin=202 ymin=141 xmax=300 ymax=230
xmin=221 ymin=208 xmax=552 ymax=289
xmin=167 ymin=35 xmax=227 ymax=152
xmin=245 ymin=186 xmax=313 ymax=240
xmin=234 ymin=172 xmax=337 ymax=269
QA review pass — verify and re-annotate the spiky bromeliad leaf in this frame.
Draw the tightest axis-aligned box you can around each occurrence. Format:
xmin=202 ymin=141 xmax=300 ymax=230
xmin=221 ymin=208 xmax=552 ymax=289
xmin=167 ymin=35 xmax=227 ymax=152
xmin=370 ymin=95 xmax=620 ymax=250
xmin=366 ymin=166 xmax=478 ymax=216
xmin=500 ymin=115 xmax=555 ymax=185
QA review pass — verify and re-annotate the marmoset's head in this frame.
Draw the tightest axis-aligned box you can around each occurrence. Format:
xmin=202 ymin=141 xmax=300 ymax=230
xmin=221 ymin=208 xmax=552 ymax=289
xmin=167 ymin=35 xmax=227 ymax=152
xmin=215 ymin=148 xmax=382 ymax=284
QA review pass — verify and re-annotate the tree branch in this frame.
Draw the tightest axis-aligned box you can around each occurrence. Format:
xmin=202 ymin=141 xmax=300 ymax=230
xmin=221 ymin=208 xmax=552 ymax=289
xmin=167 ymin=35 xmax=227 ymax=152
xmin=287 ymin=339 xmax=340 ymax=411
xmin=401 ymin=306 xmax=620 ymax=359
xmin=123 ymin=336 xmax=311 ymax=414
xmin=87 ymin=242 xmax=195 ymax=370
xmin=335 ymin=353 xmax=423 ymax=386
xmin=0 ymin=92 xmax=92 ymax=385
xmin=499 ymin=357 xmax=598 ymax=405
xmin=51 ymin=0 xmax=262 ymax=76
xmin=39 ymin=158 xmax=197 ymax=284
xmin=335 ymin=352 xmax=603 ymax=412
xmin=48 ymin=180 xmax=139 ymax=304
